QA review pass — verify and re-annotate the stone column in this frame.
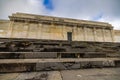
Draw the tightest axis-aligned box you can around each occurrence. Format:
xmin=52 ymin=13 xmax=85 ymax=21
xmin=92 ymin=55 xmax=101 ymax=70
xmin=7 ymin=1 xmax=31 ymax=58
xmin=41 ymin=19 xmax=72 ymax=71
xmin=7 ymin=21 xmax=14 ymax=38
xmin=102 ymin=28 xmax=105 ymax=42
xmin=26 ymin=21 xmax=30 ymax=38
xmin=93 ymin=27 xmax=96 ymax=41
xmin=9 ymin=21 xmax=15 ymax=38
xmin=36 ymin=23 xmax=39 ymax=39
xmin=83 ymin=27 xmax=86 ymax=41
xmin=110 ymin=29 xmax=114 ymax=42
xmin=62 ymin=25 xmax=67 ymax=40
xmin=73 ymin=25 xmax=77 ymax=41
xmin=24 ymin=21 xmax=29 ymax=38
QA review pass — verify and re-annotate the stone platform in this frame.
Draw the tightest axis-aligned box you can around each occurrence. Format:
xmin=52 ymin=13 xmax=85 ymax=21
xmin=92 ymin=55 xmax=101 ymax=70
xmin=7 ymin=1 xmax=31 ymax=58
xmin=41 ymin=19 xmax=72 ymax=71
xmin=0 ymin=58 xmax=120 ymax=73
xmin=0 ymin=68 xmax=120 ymax=80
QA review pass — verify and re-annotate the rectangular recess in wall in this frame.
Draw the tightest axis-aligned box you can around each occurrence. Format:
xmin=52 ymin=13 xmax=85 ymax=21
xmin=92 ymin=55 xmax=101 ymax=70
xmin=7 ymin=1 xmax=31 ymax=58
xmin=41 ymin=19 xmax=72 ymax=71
xmin=67 ymin=32 xmax=72 ymax=41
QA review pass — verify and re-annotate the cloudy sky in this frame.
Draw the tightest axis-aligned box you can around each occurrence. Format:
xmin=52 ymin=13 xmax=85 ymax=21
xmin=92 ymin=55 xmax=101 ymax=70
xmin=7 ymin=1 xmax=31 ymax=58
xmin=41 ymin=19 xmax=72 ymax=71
xmin=0 ymin=0 xmax=120 ymax=29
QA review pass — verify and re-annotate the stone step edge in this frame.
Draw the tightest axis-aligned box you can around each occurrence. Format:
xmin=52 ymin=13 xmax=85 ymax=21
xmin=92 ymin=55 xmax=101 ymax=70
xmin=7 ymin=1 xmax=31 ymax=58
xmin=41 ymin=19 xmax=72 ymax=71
xmin=0 ymin=58 xmax=120 ymax=64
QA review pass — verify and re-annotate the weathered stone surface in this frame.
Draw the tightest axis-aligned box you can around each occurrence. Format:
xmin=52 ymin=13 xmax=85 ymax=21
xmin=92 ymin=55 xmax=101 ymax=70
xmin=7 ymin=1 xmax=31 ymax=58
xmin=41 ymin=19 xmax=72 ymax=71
xmin=61 ymin=68 xmax=120 ymax=80
xmin=114 ymin=30 xmax=120 ymax=42
xmin=1 ymin=68 xmax=120 ymax=80
xmin=0 ymin=58 xmax=120 ymax=73
xmin=0 ymin=12 xmax=115 ymax=42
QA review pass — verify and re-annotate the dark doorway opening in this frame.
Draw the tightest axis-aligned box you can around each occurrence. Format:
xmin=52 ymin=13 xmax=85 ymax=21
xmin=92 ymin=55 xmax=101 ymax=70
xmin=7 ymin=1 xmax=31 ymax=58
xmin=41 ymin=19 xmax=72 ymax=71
xmin=67 ymin=32 xmax=72 ymax=42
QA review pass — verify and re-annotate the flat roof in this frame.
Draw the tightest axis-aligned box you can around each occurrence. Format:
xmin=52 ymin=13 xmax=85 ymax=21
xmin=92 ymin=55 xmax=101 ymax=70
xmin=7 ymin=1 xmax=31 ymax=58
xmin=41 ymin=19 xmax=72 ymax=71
xmin=9 ymin=12 xmax=113 ymax=28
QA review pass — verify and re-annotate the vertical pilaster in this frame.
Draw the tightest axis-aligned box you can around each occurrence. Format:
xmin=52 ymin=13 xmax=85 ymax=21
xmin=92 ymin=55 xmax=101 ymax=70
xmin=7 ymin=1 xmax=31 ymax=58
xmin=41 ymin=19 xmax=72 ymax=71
xmin=26 ymin=21 xmax=30 ymax=38
xmin=110 ymin=29 xmax=114 ymax=42
xmin=9 ymin=21 xmax=14 ymax=38
xmin=40 ymin=23 xmax=43 ymax=39
xmin=36 ymin=23 xmax=39 ymax=39
xmin=73 ymin=25 xmax=77 ymax=41
xmin=63 ymin=25 xmax=67 ymax=40
xmin=83 ymin=27 xmax=86 ymax=41
xmin=102 ymin=28 xmax=105 ymax=42
xmin=93 ymin=27 xmax=96 ymax=42
xmin=61 ymin=24 xmax=65 ymax=40
xmin=24 ymin=21 xmax=29 ymax=38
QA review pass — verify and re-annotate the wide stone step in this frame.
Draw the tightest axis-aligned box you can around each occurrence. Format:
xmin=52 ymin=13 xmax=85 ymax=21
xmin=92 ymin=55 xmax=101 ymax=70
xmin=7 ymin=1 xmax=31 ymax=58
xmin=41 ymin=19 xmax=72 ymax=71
xmin=0 ymin=58 xmax=120 ymax=73
xmin=0 ymin=52 xmax=119 ymax=59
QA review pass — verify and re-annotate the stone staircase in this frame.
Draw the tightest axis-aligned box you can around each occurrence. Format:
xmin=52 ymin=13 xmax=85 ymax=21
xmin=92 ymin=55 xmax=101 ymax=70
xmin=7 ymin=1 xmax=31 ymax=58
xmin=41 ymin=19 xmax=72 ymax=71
xmin=0 ymin=52 xmax=120 ymax=73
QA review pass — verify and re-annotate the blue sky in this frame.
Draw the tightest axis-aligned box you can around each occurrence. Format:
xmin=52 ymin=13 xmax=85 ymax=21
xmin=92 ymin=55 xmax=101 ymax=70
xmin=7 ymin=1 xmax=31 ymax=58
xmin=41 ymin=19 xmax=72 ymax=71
xmin=43 ymin=0 xmax=54 ymax=11
xmin=0 ymin=0 xmax=120 ymax=29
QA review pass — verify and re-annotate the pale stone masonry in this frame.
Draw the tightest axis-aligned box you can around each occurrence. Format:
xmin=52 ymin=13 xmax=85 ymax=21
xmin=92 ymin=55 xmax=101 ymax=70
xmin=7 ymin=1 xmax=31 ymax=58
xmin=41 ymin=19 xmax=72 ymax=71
xmin=0 ymin=12 xmax=119 ymax=42
xmin=114 ymin=30 xmax=120 ymax=42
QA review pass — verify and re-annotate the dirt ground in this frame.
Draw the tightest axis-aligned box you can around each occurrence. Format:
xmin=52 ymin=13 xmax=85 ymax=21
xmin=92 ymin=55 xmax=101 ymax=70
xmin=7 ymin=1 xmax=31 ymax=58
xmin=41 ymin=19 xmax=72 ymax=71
xmin=0 ymin=68 xmax=120 ymax=80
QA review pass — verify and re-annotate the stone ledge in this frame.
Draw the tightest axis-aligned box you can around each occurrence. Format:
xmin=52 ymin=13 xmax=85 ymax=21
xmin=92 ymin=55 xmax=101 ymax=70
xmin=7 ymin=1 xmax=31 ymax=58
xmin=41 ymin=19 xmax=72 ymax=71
xmin=8 ymin=12 xmax=113 ymax=28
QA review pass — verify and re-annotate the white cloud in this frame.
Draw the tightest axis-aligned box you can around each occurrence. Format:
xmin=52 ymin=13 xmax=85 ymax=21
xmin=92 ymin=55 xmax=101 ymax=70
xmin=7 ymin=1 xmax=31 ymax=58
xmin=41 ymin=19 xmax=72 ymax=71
xmin=50 ymin=0 xmax=120 ymax=29
xmin=111 ymin=21 xmax=120 ymax=29
xmin=0 ymin=0 xmax=120 ymax=29
xmin=0 ymin=0 xmax=47 ymax=19
xmin=99 ymin=18 xmax=120 ymax=30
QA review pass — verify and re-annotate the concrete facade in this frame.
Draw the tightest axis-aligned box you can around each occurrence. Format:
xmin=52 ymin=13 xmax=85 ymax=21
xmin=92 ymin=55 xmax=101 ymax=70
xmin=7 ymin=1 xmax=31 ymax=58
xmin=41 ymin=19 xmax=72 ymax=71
xmin=0 ymin=13 xmax=118 ymax=42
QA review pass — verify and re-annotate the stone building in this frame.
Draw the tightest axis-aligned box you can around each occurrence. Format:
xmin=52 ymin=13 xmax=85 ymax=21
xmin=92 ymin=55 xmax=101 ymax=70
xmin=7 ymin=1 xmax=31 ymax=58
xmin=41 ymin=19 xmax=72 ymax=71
xmin=0 ymin=12 xmax=119 ymax=42
xmin=114 ymin=30 xmax=120 ymax=42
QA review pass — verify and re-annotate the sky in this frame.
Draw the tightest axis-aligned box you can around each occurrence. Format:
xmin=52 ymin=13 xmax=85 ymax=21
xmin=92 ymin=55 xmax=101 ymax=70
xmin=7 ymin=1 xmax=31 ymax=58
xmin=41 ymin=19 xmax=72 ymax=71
xmin=0 ymin=0 xmax=120 ymax=29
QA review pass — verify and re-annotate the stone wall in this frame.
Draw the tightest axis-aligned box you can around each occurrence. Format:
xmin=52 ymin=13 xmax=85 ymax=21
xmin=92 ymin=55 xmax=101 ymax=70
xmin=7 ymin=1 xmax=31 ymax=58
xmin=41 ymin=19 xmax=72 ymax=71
xmin=0 ymin=13 xmax=115 ymax=42
xmin=0 ymin=20 xmax=10 ymax=37
xmin=114 ymin=30 xmax=120 ymax=42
